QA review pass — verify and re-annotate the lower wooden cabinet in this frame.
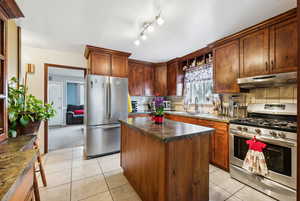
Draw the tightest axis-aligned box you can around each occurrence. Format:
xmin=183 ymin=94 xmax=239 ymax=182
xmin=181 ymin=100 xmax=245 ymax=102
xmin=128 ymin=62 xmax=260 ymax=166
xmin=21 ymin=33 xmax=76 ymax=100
xmin=165 ymin=113 xmax=229 ymax=171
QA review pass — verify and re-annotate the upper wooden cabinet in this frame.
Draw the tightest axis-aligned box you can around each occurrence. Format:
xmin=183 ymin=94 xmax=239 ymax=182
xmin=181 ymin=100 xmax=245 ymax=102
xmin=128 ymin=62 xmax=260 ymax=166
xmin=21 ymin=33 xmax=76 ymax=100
xmin=85 ymin=45 xmax=131 ymax=77
xmin=112 ymin=54 xmax=128 ymax=77
xmin=88 ymin=52 xmax=111 ymax=75
xmin=167 ymin=59 xmax=184 ymax=96
xmin=128 ymin=59 xmax=154 ymax=96
xmin=269 ymin=18 xmax=298 ymax=73
xmin=154 ymin=63 xmax=167 ymax=96
xmin=240 ymin=28 xmax=269 ymax=77
xmin=144 ymin=66 xmax=154 ymax=96
xmin=213 ymin=40 xmax=240 ymax=93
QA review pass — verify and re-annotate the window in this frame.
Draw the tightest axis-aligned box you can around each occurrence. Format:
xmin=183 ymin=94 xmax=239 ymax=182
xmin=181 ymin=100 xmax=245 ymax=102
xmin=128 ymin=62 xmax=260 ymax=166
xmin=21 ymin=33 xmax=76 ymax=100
xmin=183 ymin=63 xmax=214 ymax=105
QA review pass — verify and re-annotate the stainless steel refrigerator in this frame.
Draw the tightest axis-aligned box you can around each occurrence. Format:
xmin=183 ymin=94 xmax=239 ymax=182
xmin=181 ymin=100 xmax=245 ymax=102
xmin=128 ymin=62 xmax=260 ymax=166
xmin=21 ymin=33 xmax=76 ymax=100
xmin=85 ymin=75 xmax=128 ymax=157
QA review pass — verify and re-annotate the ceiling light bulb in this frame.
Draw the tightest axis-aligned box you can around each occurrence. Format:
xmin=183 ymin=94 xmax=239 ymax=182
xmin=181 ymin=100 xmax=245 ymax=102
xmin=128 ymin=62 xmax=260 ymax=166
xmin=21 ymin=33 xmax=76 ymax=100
xmin=147 ymin=24 xmax=154 ymax=32
xmin=141 ymin=34 xmax=147 ymax=40
xmin=156 ymin=16 xmax=164 ymax=26
xmin=134 ymin=39 xmax=140 ymax=46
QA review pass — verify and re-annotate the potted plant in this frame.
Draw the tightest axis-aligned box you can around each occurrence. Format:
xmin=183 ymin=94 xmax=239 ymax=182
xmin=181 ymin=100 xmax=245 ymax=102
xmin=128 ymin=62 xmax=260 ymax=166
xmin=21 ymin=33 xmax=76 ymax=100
xmin=151 ymin=96 xmax=165 ymax=124
xmin=8 ymin=77 xmax=56 ymax=137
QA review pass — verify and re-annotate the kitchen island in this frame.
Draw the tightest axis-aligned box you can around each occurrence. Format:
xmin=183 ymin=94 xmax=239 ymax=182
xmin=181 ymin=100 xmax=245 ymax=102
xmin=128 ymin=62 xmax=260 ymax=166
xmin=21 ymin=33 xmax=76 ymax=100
xmin=120 ymin=117 xmax=214 ymax=201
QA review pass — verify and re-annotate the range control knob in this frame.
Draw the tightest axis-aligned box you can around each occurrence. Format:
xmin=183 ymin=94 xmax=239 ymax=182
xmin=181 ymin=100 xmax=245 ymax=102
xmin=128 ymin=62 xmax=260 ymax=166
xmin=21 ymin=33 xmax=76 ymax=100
xmin=255 ymin=129 xmax=261 ymax=135
xmin=270 ymin=131 xmax=278 ymax=138
xmin=278 ymin=132 xmax=286 ymax=139
xmin=237 ymin=126 xmax=242 ymax=131
xmin=242 ymin=127 xmax=248 ymax=132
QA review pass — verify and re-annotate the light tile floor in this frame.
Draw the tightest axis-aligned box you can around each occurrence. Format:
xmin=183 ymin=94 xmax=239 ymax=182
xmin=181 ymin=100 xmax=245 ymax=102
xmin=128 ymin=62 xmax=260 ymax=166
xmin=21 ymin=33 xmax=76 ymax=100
xmin=39 ymin=146 xmax=276 ymax=201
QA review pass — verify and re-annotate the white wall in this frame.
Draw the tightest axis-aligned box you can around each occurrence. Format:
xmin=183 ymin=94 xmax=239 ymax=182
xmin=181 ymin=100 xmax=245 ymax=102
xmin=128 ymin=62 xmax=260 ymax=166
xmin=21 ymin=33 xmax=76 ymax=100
xmin=22 ymin=46 xmax=86 ymax=153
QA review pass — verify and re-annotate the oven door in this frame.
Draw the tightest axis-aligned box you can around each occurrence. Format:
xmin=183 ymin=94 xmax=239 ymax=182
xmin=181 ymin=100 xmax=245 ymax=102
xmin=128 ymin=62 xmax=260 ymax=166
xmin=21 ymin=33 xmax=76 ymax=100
xmin=229 ymin=131 xmax=297 ymax=189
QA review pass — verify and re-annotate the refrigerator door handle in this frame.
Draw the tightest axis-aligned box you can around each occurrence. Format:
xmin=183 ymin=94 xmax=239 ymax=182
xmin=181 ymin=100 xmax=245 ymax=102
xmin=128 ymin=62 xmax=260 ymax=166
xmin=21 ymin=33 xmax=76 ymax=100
xmin=106 ymin=78 xmax=110 ymax=120
xmin=93 ymin=124 xmax=120 ymax=129
xmin=108 ymin=78 xmax=112 ymax=120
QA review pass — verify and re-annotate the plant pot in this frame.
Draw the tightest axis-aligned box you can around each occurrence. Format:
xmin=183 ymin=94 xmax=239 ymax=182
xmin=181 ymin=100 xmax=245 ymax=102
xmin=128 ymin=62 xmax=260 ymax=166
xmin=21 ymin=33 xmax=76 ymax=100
xmin=154 ymin=115 xmax=164 ymax=124
xmin=16 ymin=120 xmax=41 ymax=135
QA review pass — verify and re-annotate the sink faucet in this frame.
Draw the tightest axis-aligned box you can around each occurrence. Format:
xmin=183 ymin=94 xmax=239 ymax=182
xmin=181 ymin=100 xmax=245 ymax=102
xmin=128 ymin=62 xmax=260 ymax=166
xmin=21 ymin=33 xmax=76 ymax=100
xmin=195 ymin=97 xmax=199 ymax=113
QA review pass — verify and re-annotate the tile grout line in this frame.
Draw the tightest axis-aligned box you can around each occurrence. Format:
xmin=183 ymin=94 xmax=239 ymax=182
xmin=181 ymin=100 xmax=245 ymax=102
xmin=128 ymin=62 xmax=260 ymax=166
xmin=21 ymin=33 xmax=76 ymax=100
xmin=70 ymin=147 xmax=75 ymax=201
xmin=97 ymin=158 xmax=116 ymax=201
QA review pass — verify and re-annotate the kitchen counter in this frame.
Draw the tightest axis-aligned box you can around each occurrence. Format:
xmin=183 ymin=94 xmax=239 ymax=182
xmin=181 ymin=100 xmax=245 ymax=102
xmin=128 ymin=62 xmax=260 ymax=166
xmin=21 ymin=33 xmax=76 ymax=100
xmin=120 ymin=117 xmax=213 ymax=201
xmin=128 ymin=111 xmax=151 ymax=115
xmin=0 ymin=135 xmax=37 ymax=201
xmin=120 ymin=117 xmax=214 ymax=143
xmin=165 ymin=111 xmax=234 ymax=123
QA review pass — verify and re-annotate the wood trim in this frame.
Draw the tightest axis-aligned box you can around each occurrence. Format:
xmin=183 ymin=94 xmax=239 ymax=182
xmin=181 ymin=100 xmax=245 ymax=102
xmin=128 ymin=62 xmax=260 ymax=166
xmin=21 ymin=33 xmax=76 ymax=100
xmin=128 ymin=58 xmax=154 ymax=66
xmin=44 ymin=63 xmax=86 ymax=153
xmin=84 ymin=45 xmax=131 ymax=59
xmin=0 ymin=0 xmax=24 ymax=19
xmin=17 ymin=26 xmax=21 ymax=81
xmin=166 ymin=57 xmax=181 ymax=65
xmin=209 ymin=8 xmax=297 ymax=48
xmin=297 ymin=1 xmax=300 ymax=200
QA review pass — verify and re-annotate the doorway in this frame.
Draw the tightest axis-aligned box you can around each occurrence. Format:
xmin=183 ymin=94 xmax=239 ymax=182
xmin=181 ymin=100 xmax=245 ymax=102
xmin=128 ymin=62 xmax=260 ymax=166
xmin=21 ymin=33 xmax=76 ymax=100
xmin=45 ymin=64 xmax=86 ymax=152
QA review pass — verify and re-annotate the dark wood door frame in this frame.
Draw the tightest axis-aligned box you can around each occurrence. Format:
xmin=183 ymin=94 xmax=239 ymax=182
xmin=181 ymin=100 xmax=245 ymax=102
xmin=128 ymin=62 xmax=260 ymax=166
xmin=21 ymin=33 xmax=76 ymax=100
xmin=44 ymin=63 xmax=86 ymax=153
xmin=297 ymin=0 xmax=300 ymax=201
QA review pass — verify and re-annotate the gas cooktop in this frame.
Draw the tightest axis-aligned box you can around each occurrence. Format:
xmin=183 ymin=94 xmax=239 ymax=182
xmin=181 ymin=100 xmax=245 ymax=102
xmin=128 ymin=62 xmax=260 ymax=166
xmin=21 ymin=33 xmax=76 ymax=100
xmin=230 ymin=117 xmax=297 ymax=133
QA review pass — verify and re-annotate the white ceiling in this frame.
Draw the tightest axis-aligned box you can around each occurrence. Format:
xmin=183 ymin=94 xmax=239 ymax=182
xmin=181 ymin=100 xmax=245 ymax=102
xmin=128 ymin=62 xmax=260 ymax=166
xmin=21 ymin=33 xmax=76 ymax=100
xmin=16 ymin=0 xmax=296 ymax=62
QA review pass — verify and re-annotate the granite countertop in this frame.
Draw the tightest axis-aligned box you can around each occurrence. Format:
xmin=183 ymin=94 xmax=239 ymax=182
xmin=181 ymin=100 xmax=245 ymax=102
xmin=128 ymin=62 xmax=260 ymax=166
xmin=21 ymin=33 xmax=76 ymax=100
xmin=120 ymin=117 xmax=214 ymax=143
xmin=0 ymin=135 xmax=37 ymax=201
xmin=165 ymin=111 xmax=235 ymax=123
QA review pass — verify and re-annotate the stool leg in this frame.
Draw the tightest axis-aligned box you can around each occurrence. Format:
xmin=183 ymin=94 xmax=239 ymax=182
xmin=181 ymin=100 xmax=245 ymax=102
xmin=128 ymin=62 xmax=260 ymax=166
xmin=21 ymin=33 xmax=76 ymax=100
xmin=33 ymin=167 xmax=41 ymax=201
xmin=37 ymin=150 xmax=47 ymax=187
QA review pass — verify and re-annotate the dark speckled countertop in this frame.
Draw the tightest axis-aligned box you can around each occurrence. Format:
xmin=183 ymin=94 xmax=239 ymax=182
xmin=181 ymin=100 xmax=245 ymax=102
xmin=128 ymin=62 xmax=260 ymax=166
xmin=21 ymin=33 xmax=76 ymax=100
xmin=120 ymin=117 xmax=214 ymax=143
xmin=0 ymin=135 xmax=37 ymax=201
xmin=165 ymin=111 xmax=234 ymax=123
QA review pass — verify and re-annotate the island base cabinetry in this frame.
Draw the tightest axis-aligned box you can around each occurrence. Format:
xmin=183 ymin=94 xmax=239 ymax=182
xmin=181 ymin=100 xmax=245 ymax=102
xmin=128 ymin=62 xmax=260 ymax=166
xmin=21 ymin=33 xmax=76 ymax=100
xmin=120 ymin=123 xmax=210 ymax=201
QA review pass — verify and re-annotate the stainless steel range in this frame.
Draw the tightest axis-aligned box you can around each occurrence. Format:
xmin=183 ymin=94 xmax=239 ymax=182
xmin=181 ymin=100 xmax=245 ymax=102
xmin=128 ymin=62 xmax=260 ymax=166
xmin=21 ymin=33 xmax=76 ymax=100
xmin=229 ymin=103 xmax=297 ymax=201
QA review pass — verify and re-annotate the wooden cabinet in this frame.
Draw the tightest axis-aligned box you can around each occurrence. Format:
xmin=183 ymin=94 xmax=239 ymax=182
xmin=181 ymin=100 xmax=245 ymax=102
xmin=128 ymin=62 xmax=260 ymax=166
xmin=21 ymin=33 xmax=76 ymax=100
xmin=112 ymin=54 xmax=128 ymax=77
xmin=270 ymin=18 xmax=298 ymax=73
xmin=144 ymin=66 xmax=154 ymax=96
xmin=167 ymin=59 xmax=184 ymax=96
xmin=165 ymin=114 xmax=229 ymax=171
xmin=154 ymin=63 xmax=167 ymax=96
xmin=213 ymin=40 xmax=240 ymax=93
xmin=240 ymin=28 xmax=269 ymax=77
xmin=128 ymin=61 xmax=144 ymax=96
xmin=128 ymin=59 xmax=154 ymax=96
xmin=88 ymin=52 xmax=111 ymax=75
xmin=85 ymin=45 xmax=131 ymax=77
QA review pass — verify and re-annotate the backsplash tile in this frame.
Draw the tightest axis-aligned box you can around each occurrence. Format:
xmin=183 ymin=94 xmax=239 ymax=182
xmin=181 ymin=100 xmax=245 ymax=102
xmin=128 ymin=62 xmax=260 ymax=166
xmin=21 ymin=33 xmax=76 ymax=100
xmin=130 ymin=84 xmax=297 ymax=113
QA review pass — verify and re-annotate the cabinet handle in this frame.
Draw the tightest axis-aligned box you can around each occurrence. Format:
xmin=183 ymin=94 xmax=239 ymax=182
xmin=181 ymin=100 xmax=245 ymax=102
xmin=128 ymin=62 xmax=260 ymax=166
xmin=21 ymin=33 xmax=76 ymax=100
xmin=271 ymin=60 xmax=274 ymax=70
xmin=265 ymin=62 xmax=268 ymax=71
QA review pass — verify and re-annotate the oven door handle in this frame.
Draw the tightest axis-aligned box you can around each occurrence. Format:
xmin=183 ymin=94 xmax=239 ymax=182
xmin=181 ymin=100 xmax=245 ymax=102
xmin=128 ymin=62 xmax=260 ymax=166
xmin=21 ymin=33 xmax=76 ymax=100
xmin=230 ymin=132 xmax=297 ymax=148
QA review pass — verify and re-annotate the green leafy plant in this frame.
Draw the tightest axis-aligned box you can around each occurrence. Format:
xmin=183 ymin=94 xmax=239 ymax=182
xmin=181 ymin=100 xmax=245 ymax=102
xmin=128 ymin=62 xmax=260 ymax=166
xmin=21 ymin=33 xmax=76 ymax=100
xmin=8 ymin=77 xmax=56 ymax=136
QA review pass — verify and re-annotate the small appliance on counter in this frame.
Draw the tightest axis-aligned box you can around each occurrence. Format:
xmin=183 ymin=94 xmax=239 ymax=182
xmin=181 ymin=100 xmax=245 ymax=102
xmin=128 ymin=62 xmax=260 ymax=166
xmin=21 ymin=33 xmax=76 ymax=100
xmin=131 ymin=101 xmax=138 ymax=112
xmin=163 ymin=101 xmax=172 ymax=111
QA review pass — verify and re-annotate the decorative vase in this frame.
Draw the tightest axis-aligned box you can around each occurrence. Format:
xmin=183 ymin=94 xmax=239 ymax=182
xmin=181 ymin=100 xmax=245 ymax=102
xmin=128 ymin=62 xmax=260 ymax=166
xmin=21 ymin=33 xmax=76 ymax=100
xmin=154 ymin=115 xmax=164 ymax=124
xmin=16 ymin=120 xmax=41 ymax=135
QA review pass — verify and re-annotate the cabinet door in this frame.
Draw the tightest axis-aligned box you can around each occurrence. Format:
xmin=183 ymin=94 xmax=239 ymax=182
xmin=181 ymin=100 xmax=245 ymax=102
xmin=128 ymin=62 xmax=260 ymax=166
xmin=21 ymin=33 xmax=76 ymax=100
xmin=270 ymin=18 xmax=298 ymax=73
xmin=213 ymin=40 xmax=240 ymax=93
xmin=90 ymin=52 xmax=111 ymax=75
xmin=144 ymin=66 xmax=154 ymax=96
xmin=212 ymin=131 xmax=228 ymax=170
xmin=154 ymin=64 xmax=167 ymax=96
xmin=112 ymin=55 xmax=128 ymax=77
xmin=128 ymin=62 xmax=144 ymax=96
xmin=240 ymin=29 xmax=269 ymax=77
xmin=167 ymin=62 xmax=177 ymax=96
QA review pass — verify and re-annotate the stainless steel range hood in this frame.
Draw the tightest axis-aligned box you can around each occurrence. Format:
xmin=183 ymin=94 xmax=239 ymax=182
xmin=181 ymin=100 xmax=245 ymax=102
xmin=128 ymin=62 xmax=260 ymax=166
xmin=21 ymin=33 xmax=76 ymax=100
xmin=237 ymin=72 xmax=297 ymax=89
